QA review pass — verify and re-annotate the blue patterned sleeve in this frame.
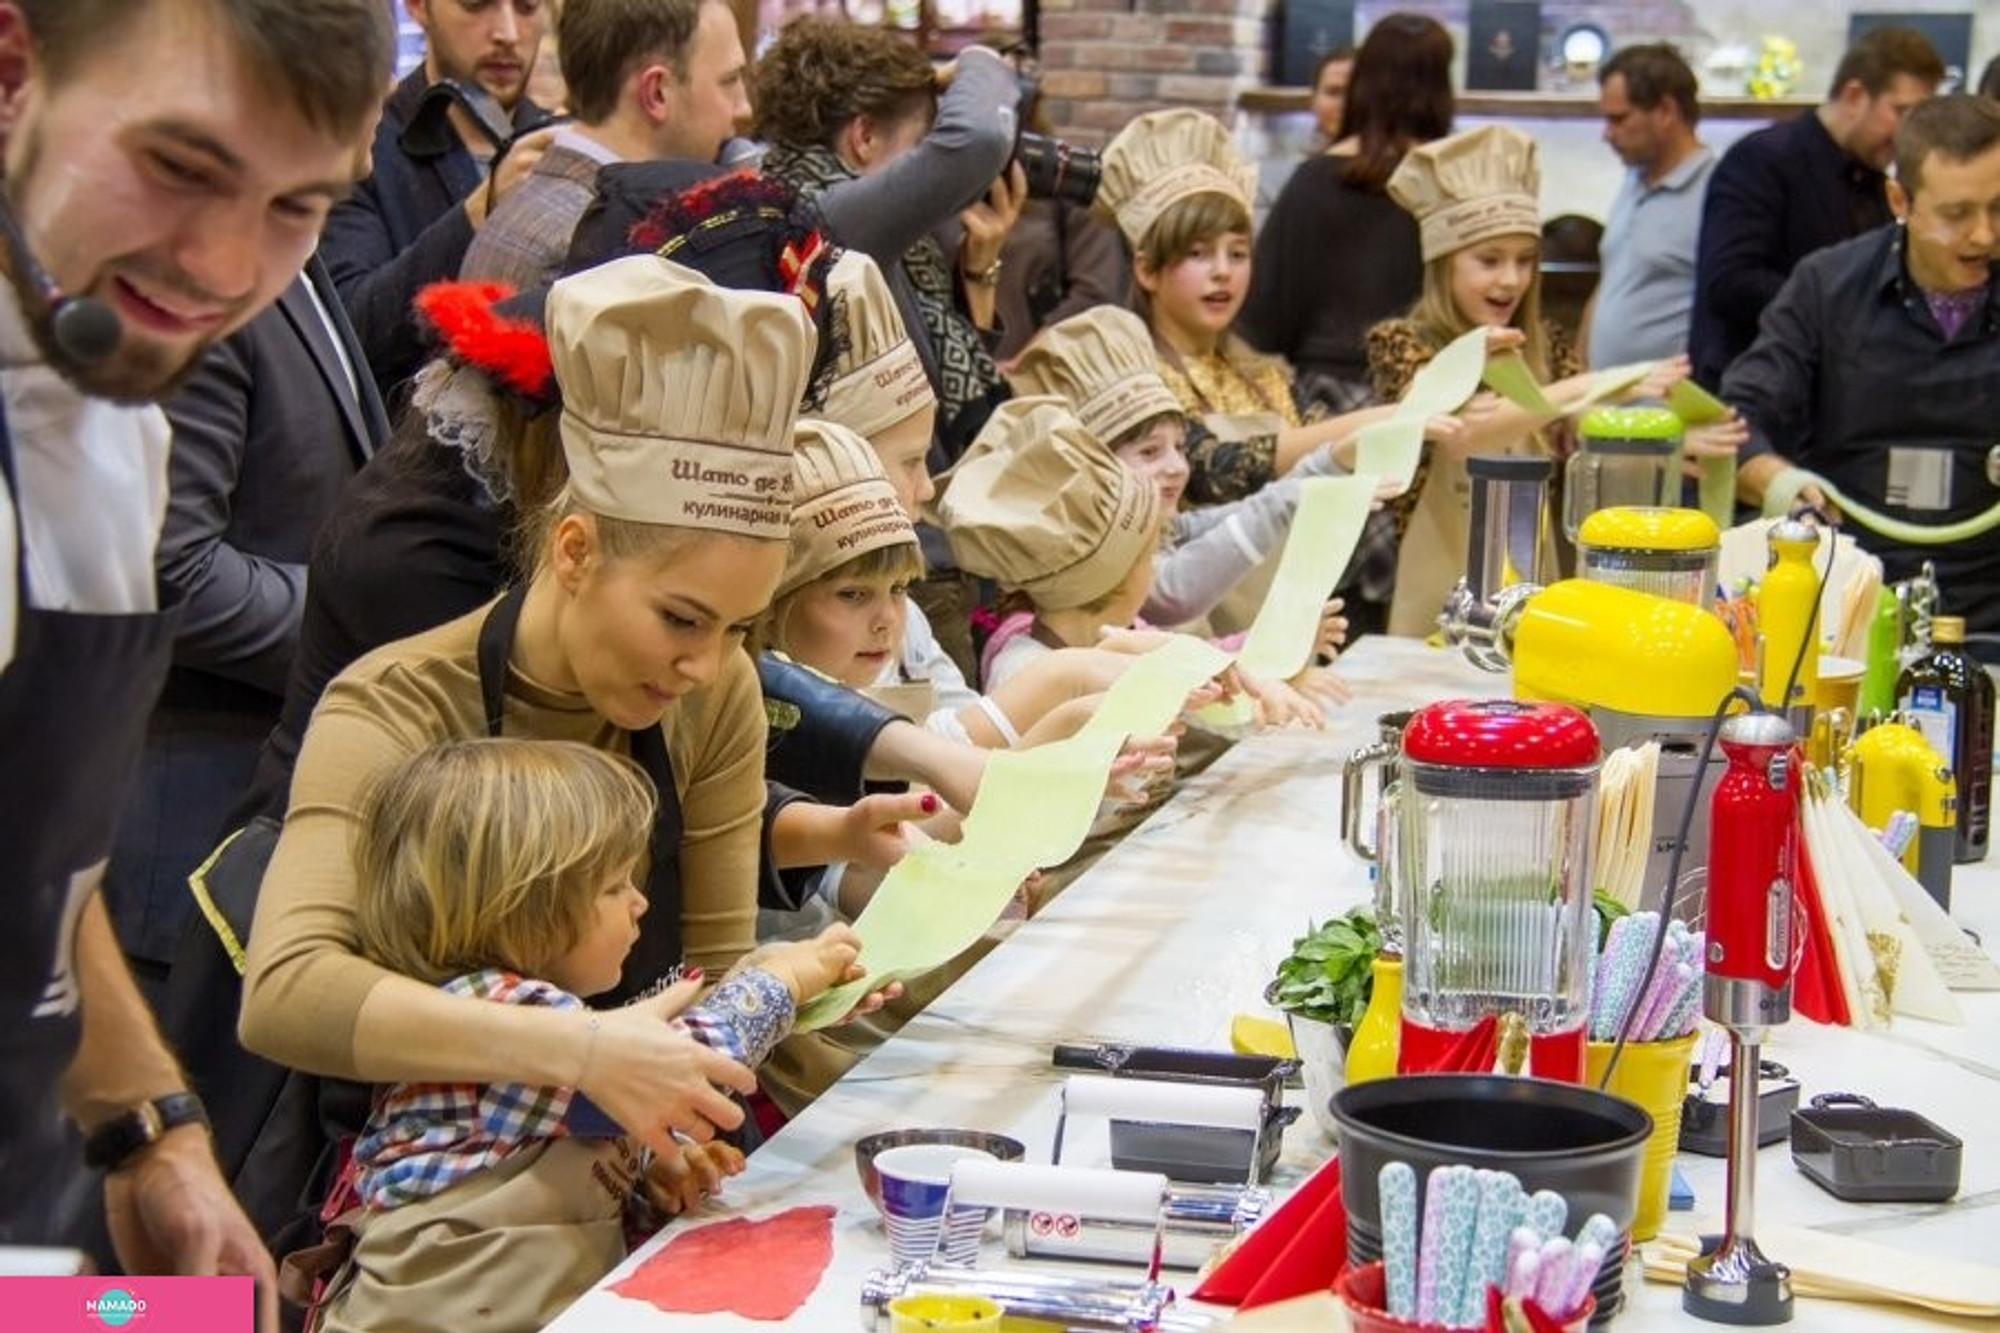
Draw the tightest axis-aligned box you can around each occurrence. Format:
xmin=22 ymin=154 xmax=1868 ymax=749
xmin=680 ymin=969 xmax=795 ymax=1068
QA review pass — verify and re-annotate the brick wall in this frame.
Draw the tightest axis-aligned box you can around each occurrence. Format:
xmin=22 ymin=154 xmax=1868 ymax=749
xmin=1037 ymin=0 xmax=1273 ymax=146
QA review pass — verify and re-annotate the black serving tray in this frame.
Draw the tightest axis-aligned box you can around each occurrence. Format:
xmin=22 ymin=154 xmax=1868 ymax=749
xmin=1790 ymin=1092 xmax=1962 ymax=1202
xmin=1679 ymin=1059 xmax=1800 ymax=1157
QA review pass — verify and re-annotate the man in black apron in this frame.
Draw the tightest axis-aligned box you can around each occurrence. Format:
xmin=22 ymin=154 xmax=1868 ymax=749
xmin=0 ymin=0 xmax=393 ymax=1314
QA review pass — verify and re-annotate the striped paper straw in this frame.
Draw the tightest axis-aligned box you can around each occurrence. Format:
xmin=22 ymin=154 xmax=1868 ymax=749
xmin=1423 ymin=1166 xmax=1479 ymax=1326
xmin=1503 ymin=1226 xmax=1542 ymax=1301
xmin=1525 ymin=1188 xmax=1568 ymax=1241
xmin=1380 ymin=1161 xmax=1420 ymax=1318
xmin=1416 ymin=1165 xmax=1452 ymax=1323
xmin=1457 ymin=1170 xmax=1523 ymax=1327
xmin=1532 ymin=1236 xmax=1575 ymax=1313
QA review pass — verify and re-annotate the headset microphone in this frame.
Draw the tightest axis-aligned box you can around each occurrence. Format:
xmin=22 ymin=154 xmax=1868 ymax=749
xmin=0 ymin=189 xmax=120 ymax=365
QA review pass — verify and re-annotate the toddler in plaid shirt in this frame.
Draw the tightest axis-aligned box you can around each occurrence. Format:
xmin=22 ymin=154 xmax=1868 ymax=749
xmin=310 ymin=738 xmax=863 ymax=1333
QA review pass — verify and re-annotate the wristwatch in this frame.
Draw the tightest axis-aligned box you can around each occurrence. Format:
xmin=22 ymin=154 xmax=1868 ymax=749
xmin=83 ymin=1092 xmax=208 ymax=1171
xmin=963 ymin=257 xmax=1004 ymax=288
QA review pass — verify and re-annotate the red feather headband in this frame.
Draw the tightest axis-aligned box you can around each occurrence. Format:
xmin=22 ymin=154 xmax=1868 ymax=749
xmin=412 ymin=280 xmax=555 ymax=405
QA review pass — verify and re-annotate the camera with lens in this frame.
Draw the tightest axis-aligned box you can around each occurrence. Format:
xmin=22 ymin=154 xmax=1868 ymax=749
xmin=1014 ymin=131 xmax=1102 ymax=208
xmin=1001 ymin=46 xmax=1102 ymax=208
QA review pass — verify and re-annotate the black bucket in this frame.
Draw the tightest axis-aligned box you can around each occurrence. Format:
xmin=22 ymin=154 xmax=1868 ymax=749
xmin=1330 ymin=1074 xmax=1650 ymax=1324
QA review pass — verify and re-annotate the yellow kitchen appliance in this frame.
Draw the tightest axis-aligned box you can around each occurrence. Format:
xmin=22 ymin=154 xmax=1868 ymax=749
xmin=1564 ymin=406 xmax=1685 ymax=539
xmin=1576 ymin=506 xmax=1719 ymax=607
xmin=1757 ymin=517 xmax=1821 ymax=727
xmin=1846 ymin=722 xmax=1956 ymax=911
xmin=1441 ymin=458 xmax=1741 ymax=922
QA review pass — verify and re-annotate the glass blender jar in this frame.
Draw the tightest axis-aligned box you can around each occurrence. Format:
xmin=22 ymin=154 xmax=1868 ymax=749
xmin=1396 ymin=699 xmax=1601 ymax=1082
xmin=1576 ymin=506 xmax=1720 ymax=606
xmin=1564 ymin=406 xmax=1684 ymax=539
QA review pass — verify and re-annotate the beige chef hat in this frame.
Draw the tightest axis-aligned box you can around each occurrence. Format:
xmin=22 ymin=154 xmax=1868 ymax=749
xmin=544 ymin=254 xmax=812 ymax=541
xmin=1008 ymin=306 xmax=1183 ymax=447
xmin=1387 ymin=124 xmax=1542 ymax=262
xmin=817 ymin=250 xmax=936 ymax=439
xmin=781 ymin=418 xmax=917 ymax=600
xmin=1093 ymin=109 xmax=1258 ymax=251
xmin=938 ymin=397 xmax=1161 ymax=611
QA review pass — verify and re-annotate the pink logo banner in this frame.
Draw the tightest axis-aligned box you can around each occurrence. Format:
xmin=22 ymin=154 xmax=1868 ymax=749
xmin=0 ymin=1276 xmax=254 ymax=1331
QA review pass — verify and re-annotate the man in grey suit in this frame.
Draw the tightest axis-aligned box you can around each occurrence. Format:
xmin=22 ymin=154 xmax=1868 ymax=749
xmin=105 ymin=254 xmax=389 ymax=993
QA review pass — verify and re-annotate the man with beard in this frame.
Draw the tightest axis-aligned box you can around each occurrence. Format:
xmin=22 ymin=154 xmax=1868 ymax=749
xmin=322 ymin=0 xmax=559 ymax=401
xmin=0 ymin=0 xmax=391 ymax=1313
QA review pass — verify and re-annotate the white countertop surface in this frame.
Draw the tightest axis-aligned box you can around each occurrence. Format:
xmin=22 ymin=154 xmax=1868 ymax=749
xmin=545 ymin=637 xmax=2000 ymax=1332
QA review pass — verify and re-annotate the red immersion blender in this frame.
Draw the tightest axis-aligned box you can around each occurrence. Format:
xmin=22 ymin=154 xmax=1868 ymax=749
xmin=1684 ymin=711 xmax=1800 ymax=1325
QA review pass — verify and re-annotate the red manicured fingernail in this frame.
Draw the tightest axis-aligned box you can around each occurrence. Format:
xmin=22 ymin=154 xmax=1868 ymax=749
xmin=921 ymin=793 xmax=939 ymax=814
xmin=684 ymin=966 xmax=704 ymax=982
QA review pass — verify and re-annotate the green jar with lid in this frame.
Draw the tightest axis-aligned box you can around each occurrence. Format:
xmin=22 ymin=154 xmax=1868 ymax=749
xmin=1564 ymin=406 xmax=1684 ymax=538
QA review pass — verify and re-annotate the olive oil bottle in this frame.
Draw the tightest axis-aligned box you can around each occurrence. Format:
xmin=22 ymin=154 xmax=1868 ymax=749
xmin=1897 ymin=615 xmax=1994 ymax=861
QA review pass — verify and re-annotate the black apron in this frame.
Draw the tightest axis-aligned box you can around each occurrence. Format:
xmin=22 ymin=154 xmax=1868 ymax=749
xmin=474 ymin=584 xmax=685 ymax=999
xmin=0 ymin=399 xmax=183 ymax=1242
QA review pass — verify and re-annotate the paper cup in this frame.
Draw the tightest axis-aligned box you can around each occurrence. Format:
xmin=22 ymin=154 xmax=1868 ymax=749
xmin=1814 ymin=656 xmax=1865 ymax=717
xmin=1585 ymin=1029 xmax=1700 ymax=1242
xmin=888 ymin=1293 xmax=1004 ymax=1331
xmin=873 ymin=1143 xmax=995 ymax=1268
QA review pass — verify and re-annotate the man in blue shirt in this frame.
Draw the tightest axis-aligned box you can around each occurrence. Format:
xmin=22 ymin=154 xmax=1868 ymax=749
xmin=1726 ymin=95 xmax=2000 ymax=635
xmin=1585 ymin=43 xmax=1715 ymax=368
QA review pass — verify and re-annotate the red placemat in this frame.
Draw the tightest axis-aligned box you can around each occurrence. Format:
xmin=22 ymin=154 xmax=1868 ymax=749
xmin=611 ymin=1204 xmax=836 ymax=1321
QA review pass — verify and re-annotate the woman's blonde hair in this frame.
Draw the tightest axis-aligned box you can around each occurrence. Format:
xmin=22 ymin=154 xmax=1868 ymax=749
xmin=517 ymin=483 xmax=719 ymax=579
xmin=353 ymin=738 xmax=656 ymax=984
xmin=752 ymin=541 xmax=927 ymax=660
xmin=1408 ymin=241 xmax=1552 ymax=380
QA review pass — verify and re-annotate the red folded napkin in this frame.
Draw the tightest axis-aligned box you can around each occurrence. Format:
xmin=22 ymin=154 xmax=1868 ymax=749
xmin=1193 ymin=1154 xmax=1346 ymax=1308
xmin=1789 ymin=842 xmax=1850 ymax=1027
xmin=610 ymin=1204 xmax=834 ymax=1321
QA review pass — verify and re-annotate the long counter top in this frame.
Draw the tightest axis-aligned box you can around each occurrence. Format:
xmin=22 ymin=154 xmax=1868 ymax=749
xmin=546 ymin=636 xmax=2000 ymax=1332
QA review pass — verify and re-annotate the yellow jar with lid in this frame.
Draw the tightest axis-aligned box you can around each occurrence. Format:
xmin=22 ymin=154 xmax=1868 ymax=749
xmin=1576 ymin=505 xmax=1719 ymax=606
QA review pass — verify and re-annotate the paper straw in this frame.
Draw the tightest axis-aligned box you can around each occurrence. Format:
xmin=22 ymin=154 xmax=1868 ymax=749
xmin=1423 ymin=1166 xmax=1479 ymax=1327
xmin=1637 ymin=959 xmax=1698 ymax=1041
xmin=1560 ymin=1239 xmax=1606 ymax=1317
xmin=1591 ymin=913 xmax=1656 ymax=1041
xmin=1623 ymin=924 xmax=1684 ymax=1041
xmin=1503 ymin=1227 xmax=1542 ymax=1301
xmin=1532 ymin=1236 xmax=1575 ymax=1313
xmin=1380 ymin=1161 xmax=1420 ymax=1318
xmin=1525 ymin=1189 xmax=1568 ymax=1242
xmin=1575 ymin=1212 xmax=1620 ymax=1256
xmin=1458 ymin=1170 xmax=1522 ymax=1327
xmin=1416 ymin=1165 xmax=1452 ymax=1323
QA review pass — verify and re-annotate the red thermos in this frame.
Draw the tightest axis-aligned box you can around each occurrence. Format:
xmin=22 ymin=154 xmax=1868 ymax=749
xmin=1703 ymin=713 xmax=1800 ymax=1029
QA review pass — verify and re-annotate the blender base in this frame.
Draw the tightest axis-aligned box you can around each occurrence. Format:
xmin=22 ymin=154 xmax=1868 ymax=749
xmin=1683 ymin=1234 xmax=1794 ymax=1325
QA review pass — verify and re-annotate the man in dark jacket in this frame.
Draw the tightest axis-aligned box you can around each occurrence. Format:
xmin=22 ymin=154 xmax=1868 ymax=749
xmin=1726 ymin=95 xmax=2000 ymax=634
xmin=1689 ymin=26 xmax=1941 ymax=388
xmin=104 ymin=254 xmax=389 ymax=1000
xmin=321 ymin=0 xmax=558 ymax=400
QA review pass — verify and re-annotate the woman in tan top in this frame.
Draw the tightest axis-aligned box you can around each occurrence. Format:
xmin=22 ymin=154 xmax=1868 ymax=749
xmin=243 ymin=257 xmax=900 ymax=1158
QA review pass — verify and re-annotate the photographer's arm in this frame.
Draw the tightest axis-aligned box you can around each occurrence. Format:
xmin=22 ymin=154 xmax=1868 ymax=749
xmin=811 ymin=47 xmax=1018 ymax=264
